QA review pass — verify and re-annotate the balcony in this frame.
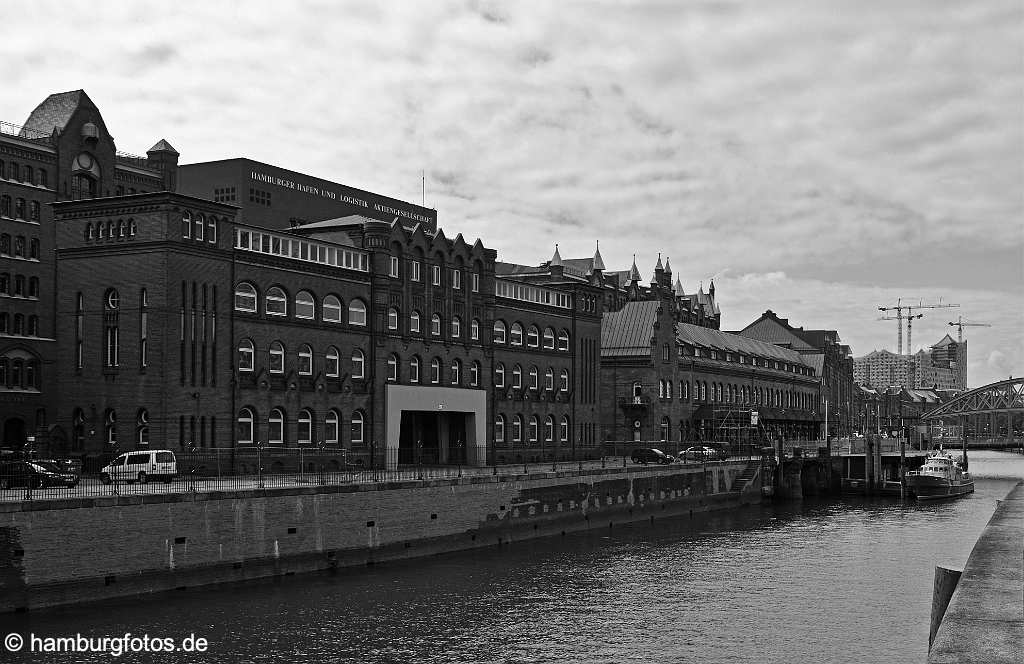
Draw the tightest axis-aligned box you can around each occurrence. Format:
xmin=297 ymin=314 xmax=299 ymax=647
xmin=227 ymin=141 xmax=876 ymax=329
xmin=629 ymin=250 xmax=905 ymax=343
xmin=618 ymin=395 xmax=650 ymax=409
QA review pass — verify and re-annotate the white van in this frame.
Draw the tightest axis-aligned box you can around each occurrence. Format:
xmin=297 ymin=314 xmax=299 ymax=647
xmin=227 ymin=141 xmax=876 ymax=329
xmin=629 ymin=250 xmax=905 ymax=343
xmin=100 ymin=450 xmax=177 ymax=484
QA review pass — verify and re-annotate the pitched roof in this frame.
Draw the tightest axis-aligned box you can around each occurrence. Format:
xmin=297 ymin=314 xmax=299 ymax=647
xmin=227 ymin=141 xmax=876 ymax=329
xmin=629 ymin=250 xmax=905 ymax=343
xmin=737 ymin=314 xmax=817 ymax=351
xmin=592 ymin=242 xmax=605 ymax=271
xmin=23 ymin=90 xmax=92 ymax=135
xmin=677 ymin=323 xmax=809 ymax=365
xmin=601 ymin=300 xmax=659 ymax=357
xmin=931 ymin=334 xmax=957 ymax=348
xmin=148 ymin=139 xmax=179 ymax=155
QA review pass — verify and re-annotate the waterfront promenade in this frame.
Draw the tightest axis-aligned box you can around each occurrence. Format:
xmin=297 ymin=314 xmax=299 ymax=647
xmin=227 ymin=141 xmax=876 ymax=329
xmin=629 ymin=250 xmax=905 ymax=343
xmin=928 ymin=481 xmax=1024 ymax=663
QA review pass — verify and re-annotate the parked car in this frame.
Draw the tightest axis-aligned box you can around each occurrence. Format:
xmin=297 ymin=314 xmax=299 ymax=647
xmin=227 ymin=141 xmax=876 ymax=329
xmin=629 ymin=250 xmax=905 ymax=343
xmin=0 ymin=461 xmax=80 ymax=489
xmin=630 ymin=448 xmax=674 ymax=465
xmin=678 ymin=446 xmax=723 ymax=462
xmin=100 ymin=450 xmax=177 ymax=484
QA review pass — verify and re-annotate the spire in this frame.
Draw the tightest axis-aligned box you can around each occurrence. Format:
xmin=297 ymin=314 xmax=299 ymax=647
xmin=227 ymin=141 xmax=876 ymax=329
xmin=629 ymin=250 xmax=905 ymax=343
xmin=592 ymin=241 xmax=605 ymax=271
xmin=709 ymin=279 xmax=716 ymax=297
xmin=655 ymin=253 xmax=663 ymax=271
xmin=664 ymin=256 xmax=672 ymax=274
xmin=628 ymin=254 xmax=641 ymax=282
xmin=673 ymin=276 xmax=684 ymax=296
xmin=550 ymin=243 xmax=563 ymax=267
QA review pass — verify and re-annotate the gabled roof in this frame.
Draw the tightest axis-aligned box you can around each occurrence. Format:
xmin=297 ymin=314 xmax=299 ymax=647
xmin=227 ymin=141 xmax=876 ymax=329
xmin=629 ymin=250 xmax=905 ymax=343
xmin=23 ymin=90 xmax=93 ymax=135
xmin=738 ymin=313 xmax=818 ymax=352
xmin=601 ymin=300 xmax=659 ymax=357
xmin=676 ymin=322 xmax=809 ymax=365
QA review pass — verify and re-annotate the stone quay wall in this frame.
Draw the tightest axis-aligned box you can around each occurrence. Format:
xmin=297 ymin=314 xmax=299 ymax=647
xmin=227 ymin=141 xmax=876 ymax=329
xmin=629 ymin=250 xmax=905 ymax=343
xmin=0 ymin=461 xmax=762 ymax=613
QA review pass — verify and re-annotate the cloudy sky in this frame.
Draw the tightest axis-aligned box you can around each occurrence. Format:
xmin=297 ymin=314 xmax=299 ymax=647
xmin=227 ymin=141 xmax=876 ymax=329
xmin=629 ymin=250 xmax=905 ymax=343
xmin=4 ymin=0 xmax=1021 ymax=386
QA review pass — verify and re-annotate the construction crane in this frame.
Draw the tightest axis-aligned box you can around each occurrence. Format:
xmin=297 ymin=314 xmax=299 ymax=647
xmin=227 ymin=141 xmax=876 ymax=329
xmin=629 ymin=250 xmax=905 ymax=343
xmin=949 ymin=316 xmax=992 ymax=343
xmin=879 ymin=298 xmax=960 ymax=354
xmin=878 ymin=312 xmax=921 ymax=356
xmin=949 ymin=316 xmax=992 ymax=390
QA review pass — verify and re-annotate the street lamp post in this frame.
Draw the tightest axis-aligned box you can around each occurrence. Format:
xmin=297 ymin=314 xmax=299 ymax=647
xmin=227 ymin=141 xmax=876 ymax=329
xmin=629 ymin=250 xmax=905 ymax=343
xmin=23 ymin=437 xmax=36 ymax=501
xmin=109 ymin=441 xmax=119 ymax=496
xmin=255 ymin=440 xmax=264 ymax=489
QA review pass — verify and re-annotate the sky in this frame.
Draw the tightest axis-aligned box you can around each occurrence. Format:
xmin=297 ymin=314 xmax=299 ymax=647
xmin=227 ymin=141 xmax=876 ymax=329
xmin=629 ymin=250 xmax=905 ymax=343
xmin=3 ymin=0 xmax=1021 ymax=387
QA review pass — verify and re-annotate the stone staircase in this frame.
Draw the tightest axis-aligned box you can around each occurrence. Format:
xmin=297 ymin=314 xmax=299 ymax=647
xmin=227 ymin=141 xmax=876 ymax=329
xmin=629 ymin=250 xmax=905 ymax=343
xmin=731 ymin=462 xmax=760 ymax=492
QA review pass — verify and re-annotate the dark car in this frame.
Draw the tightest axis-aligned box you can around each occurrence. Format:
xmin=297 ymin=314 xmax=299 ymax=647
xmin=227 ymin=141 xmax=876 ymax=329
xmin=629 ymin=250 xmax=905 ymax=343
xmin=0 ymin=461 xmax=80 ymax=489
xmin=630 ymin=448 xmax=673 ymax=465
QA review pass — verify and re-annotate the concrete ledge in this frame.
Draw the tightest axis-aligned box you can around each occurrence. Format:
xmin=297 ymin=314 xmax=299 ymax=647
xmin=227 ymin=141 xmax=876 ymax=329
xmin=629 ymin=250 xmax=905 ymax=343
xmin=928 ymin=481 xmax=1024 ymax=664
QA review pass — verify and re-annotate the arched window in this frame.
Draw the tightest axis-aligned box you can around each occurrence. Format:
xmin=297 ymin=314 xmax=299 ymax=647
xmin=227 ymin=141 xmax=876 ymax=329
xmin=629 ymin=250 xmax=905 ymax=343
xmin=238 ymin=339 xmax=255 ymax=371
xmin=387 ymin=307 xmax=399 ymax=330
xmin=527 ymin=325 xmax=539 ymax=348
xmin=470 ymin=360 xmax=480 ymax=387
xmin=348 ymin=299 xmax=367 ymax=325
xmin=351 ymin=411 xmax=365 ymax=445
xmin=560 ymin=416 xmax=569 ymax=443
xmin=105 ymin=409 xmax=117 ymax=446
xmin=510 ymin=322 xmax=523 ymax=346
xmin=660 ymin=417 xmax=670 ymax=442
xmin=544 ymin=415 xmax=554 ymax=442
xmin=266 ymin=286 xmax=287 ymax=316
xmin=387 ymin=354 xmax=399 ymax=382
xmin=234 ymin=283 xmax=257 ymax=312
xmin=543 ymin=327 xmax=555 ymax=349
xmin=237 ymin=408 xmax=255 ymax=445
xmin=326 ymin=346 xmax=340 ymax=377
xmin=323 ymin=294 xmax=342 ymax=322
xmin=430 ymin=357 xmax=441 ymax=384
xmin=351 ymin=349 xmax=365 ymax=379
xmin=298 ymin=344 xmax=313 ymax=375
xmin=659 ymin=380 xmax=665 ymax=399
xmin=495 ymin=415 xmax=505 ymax=443
xmin=410 ymin=310 xmax=421 ymax=333
xmin=529 ymin=415 xmax=539 ymax=442
xmin=512 ymin=415 xmax=523 ymax=443
xmin=470 ymin=319 xmax=480 ymax=341
xmin=667 ymin=381 xmax=673 ymax=399
xmin=544 ymin=367 xmax=554 ymax=391
xmin=325 ymin=410 xmax=340 ymax=445
xmin=495 ymin=362 xmax=505 ymax=388
xmin=451 ymin=315 xmax=461 ymax=338
xmin=558 ymin=329 xmax=570 ymax=351
xmin=493 ymin=320 xmax=507 ymax=344
xmin=409 ymin=356 xmax=421 ymax=383
xmin=298 ymin=409 xmax=313 ymax=445
xmin=682 ymin=380 xmax=689 ymax=400
xmin=269 ymin=341 xmax=285 ymax=373
xmin=206 ymin=216 xmax=216 ymax=243
xmin=529 ymin=366 xmax=539 ymax=390
xmin=431 ymin=314 xmax=441 ymax=336
xmin=512 ymin=364 xmax=522 ymax=389
xmin=25 ymin=360 xmax=38 ymax=388
xmin=268 ymin=408 xmax=285 ymax=444
xmin=560 ymin=369 xmax=569 ymax=392
xmin=295 ymin=291 xmax=315 ymax=319
xmin=181 ymin=211 xmax=191 ymax=238
xmin=194 ymin=213 xmax=205 ymax=241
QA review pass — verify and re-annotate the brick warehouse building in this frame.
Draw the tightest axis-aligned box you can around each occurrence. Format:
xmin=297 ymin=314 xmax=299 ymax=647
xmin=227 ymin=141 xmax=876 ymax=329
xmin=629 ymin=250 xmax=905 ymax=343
xmin=0 ymin=90 xmax=177 ymax=449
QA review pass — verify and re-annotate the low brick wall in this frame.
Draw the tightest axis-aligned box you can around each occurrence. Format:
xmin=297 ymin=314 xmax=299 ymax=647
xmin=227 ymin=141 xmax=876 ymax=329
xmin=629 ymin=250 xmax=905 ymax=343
xmin=0 ymin=462 xmax=761 ymax=612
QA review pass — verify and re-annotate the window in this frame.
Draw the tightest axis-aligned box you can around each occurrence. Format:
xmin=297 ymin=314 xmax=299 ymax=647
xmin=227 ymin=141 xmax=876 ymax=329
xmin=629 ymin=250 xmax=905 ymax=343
xmin=527 ymin=326 xmax=539 ymax=348
xmin=560 ymin=416 xmax=569 ymax=443
xmin=387 ymin=307 xmax=399 ymax=330
xmin=495 ymin=415 xmax=505 ymax=443
xmin=493 ymin=320 xmax=507 ymax=344
xmin=410 ymin=310 xmax=421 ymax=333
xmin=529 ymin=366 xmax=539 ymax=390
xmin=495 ymin=363 xmax=505 ymax=388
xmin=298 ymin=344 xmax=313 ymax=375
xmin=298 ymin=410 xmax=313 ymax=445
xmin=325 ymin=410 xmax=340 ymax=445
xmin=295 ymin=291 xmax=315 ymax=319
xmin=207 ymin=217 xmax=217 ymax=243
xmin=660 ymin=417 xmax=670 ymax=442
xmin=266 ymin=287 xmax=287 ymax=316
xmin=545 ymin=367 xmax=554 ymax=391
xmin=430 ymin=357 xmax=441 ymax=384
xmin=29 ymin=201 xmax=40 ymax=222
xmin=194 ymin=214 xmax=205 ymax=241
xmin=682 ymin=381 xmax=689 ymax=400
xmin=234 ymin=283 xmax=257 ymax=312
xmin=326 ymin=346 xmax=340 ymax=377
xmin=472 ymin=272 xmax=480 ymax=292
xmin=238 ymin=339 xmax=255 ymax=371
xmin=411 ymin=260 xmax=421 ymax=282
xmin=431 ymin=264 xmax=441 ymax=286
xmin=510 ymin=323 xmax=523 ymax=346
xmin=410 ymin=356 xmax=420 ymax=383
xmin=512 ymin=364 xmax=522 ymax=389
xmin=544 ymin=415 xmax=554 ymax=442
xmin=431 ymin=314 xmax=441 ymax=337
xmin=181 ymin=211 xmax=192 ymax=238
xmin=451 ymin=269 xmax=461 ymax=290
xmin=451 ymin=315 xmax=461 ymax=338
xmin=667 ymin=381 xmax=673 ymax=399
xmin=512 ymin=415 xmax=523 ymax=443
xmin=269 ymin=341 xmax=285 ymax=373
xmin=351 ymin=411 xmax=365 ymax=445
xmin=268 ymin=408 xmax=285 ymax=444
xmin=323 ymin=295 xmax=342 ymax=322
xmin=238 ymin=409 xmax=256 ymax=445
xmin=470 ymin=360 xmax=480 ymax=386
xmin=451 ymin=359 xmax=461 ymax=385
xmin=387 ymin=354 xmax=399 ymax=382
xmin=529 ymin=415 xmax=539 ymax=442
xmin=662 ymin=344 xmax=670 ymax=362
xmin=543 ymin=328 xmax=555 ymax=350
xmin=105 ymin=409 xmax=117 ymax=446
xmin=348 ymin=299 xmax=367 ymax=325
xmin=351 ymin=349 xmax=365 ymax=379
xmin=389 ymin=256 xmax=400 ymax=278
xmin=470 ymin=319 xmax=480 ymax=341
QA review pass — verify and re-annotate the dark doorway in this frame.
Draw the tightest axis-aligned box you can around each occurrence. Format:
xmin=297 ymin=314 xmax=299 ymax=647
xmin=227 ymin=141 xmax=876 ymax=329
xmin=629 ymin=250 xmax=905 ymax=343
xmin=398 ymin=411 xmax=468 ymax=465
xmin=2 ymin=417 xmax=27 ymax=449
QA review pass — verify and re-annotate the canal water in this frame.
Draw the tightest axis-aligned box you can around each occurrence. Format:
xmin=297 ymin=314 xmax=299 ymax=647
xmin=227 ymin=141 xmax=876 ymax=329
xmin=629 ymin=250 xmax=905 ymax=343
xmin=3 ymin=450 xmax=1022 ymax=663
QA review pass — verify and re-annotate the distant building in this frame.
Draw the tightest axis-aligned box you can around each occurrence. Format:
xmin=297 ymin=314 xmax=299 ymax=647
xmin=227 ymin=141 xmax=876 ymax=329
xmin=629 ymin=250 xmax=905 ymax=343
xmin=853 ymin=334 xmax=960 ymax=392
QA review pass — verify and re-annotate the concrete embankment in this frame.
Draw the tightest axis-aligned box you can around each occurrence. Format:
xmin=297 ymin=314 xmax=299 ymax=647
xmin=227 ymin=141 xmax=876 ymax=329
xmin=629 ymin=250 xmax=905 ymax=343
xmin=928 ymin=481 xmax=1024 ymax=663
xmin=0 ymin=461 xmax=762 ymax=613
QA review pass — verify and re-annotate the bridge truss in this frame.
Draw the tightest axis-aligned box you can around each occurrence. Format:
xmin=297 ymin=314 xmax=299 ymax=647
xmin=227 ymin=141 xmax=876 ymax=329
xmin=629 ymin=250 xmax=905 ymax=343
xmin=922 ymin=378 xmax=1023 ymax=448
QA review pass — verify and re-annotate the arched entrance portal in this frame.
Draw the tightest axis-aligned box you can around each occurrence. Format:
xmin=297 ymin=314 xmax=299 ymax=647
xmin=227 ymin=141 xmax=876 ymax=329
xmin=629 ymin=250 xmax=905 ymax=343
xmin=2 ymin=417 xmax=27 ymax=449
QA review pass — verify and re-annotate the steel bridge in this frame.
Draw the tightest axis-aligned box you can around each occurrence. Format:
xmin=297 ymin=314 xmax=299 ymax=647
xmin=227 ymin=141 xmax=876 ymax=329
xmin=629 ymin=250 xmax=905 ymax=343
xmin=922 ymin=377 xmax=1024 ymax=448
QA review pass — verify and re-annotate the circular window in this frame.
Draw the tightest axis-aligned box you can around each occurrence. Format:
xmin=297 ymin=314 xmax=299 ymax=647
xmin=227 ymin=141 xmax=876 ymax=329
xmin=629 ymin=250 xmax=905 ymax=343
xmin=106 ymin=289 xmax=119 ymax=309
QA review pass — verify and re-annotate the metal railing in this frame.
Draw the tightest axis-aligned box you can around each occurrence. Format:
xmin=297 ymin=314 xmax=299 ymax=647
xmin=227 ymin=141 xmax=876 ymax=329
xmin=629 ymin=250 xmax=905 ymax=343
xmin=0 ymin=120 xmax=50 ymax=141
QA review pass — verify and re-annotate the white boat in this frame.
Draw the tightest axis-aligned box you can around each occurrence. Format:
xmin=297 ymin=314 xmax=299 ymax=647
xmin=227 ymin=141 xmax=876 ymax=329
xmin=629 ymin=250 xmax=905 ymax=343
xmin=904 ymin=449 xmax=974 ymax=501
